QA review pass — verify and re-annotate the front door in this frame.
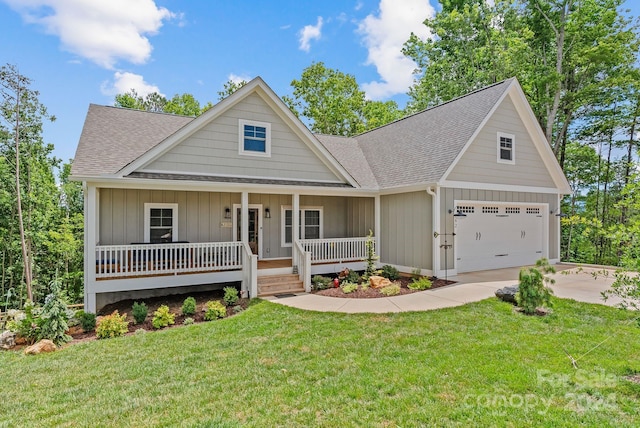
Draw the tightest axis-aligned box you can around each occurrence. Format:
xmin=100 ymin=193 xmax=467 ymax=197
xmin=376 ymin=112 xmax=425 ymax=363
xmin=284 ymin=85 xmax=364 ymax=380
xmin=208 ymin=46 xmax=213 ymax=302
xmin=233 ymin=205 xmax=262 ymax=257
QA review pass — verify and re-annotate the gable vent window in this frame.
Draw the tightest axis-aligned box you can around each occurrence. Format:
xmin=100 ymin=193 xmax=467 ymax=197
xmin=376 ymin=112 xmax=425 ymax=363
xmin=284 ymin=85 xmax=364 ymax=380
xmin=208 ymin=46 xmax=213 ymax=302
xmin=456 ymin=206 xmax=475 ymax=214
xmin=505 ymin=207 xmax=520 ymax=214
xmin=239 ymin=119 xmax=271 ymax=157
xmin=526 ymin=207 xmax=540 ymax=215
xmin=482 ymin=206 xmax=499 ymax=214
xmin=497 ymin=132 xmax=515 ymax=164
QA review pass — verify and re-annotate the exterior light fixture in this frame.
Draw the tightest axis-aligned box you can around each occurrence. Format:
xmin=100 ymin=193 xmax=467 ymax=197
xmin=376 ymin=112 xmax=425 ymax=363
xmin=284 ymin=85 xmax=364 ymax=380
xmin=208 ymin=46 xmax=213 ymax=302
xmin=224 ymin=207 xmax=231 ymax=219
xmin=449 ymin=208 xmax=467 ymax=217
xmin=265 ymin=208 xmax=271 ymax=218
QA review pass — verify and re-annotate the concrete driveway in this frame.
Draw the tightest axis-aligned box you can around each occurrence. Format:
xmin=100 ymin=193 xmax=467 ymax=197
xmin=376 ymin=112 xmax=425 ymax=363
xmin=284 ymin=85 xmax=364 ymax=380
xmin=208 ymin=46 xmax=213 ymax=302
xmin=264 ymin=263 xmax=623 ymax=313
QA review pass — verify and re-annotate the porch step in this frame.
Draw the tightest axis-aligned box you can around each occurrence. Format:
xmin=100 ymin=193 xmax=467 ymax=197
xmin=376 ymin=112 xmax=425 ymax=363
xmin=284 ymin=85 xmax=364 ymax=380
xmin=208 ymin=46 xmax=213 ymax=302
xmin=258 ymin=274 xmax=304 ymax=296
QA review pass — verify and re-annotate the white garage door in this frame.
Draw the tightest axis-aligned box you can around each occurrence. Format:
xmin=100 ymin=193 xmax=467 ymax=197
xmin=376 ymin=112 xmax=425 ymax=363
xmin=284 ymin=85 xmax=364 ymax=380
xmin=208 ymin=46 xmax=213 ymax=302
xmin=454 ymin=202 xmax=545 ymax=273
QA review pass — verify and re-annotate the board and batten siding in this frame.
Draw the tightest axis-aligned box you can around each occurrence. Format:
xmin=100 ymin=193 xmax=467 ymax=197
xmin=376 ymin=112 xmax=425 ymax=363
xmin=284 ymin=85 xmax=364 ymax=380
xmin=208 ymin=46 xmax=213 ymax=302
xmin=380 ymin=191 xmax=432 ymax=271
xmin=447 ymin=95 xmax=556 ymax=188
xmin=142 ymin=93 xmax=341 ymax=183
xmin=440 ymin=187 xmax=559 ymax=270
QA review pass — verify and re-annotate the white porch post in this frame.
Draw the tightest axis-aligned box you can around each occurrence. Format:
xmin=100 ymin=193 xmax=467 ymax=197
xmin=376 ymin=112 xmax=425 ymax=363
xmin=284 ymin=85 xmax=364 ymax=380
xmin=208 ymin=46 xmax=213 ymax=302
xmin=427 ymin=187 xmax=440 ymax=277
xmin=374 ymin=195 xmax=381 ymax=264
xmin=292 ymin=193 xmax=300 ymax=266
xmin=84 ymin=184 xmax=98 ymax=313
xmin=241 ymin=191 xmax=249 ymax=244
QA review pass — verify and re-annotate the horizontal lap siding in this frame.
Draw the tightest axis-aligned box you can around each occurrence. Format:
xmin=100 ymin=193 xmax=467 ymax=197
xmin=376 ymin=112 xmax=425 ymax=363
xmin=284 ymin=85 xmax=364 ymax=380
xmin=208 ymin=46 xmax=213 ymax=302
xmin=441 ymin=188 xmax=559 ymax=264
xmin=380 ymin=191 xmax=432 ymax=270
xmin=143 ymin=94 xmax=341 ymax=182
xmin=99 ymin=189 xmax=238 ymax=246
xmin=447 ymin=95 xmax=556 ymax=188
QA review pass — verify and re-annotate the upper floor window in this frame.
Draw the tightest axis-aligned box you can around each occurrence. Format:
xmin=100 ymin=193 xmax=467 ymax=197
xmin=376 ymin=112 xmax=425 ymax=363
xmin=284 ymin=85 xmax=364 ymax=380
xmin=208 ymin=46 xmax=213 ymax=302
xmin=144 ymin=203 xmax=178 ymax=243
xmin=239 ymin=119 xmax=271 ymax=157
xmin=497 ymin=132 xmax=515 ymax=164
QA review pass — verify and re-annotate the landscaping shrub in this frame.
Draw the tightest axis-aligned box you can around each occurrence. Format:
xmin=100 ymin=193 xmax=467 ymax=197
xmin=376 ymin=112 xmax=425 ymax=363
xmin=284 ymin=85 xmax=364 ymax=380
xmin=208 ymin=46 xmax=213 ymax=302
xmin=182 ymin=297 xmax=197 ymax=316
xmin=363 ymin=230 xmax=379 ymax=280
xmin=232 ymin=305 xmax=244 ymax=314
xmin=345 ymin=270 xmax=361 ymax=284
xmin=132 ymin=302 xmax=148 ymax=325
xmin=96 ymin=311 xmax=129 ymax=339
xmin=380 ymin=284 xmax=401 ymax=296
xmin=183 ymin=317 xmax=194 ymax=326
xmin=204 ymin=301 xmax=226 ymax=321
xmin=75 ymin=310 xmax=97 ymax=332
xmin=152 ymin=305 xmax=176 ymax=329
xmin=223 ymin=287 xmax=239 ymax=306
xmin=380 ymin=265 xmax=400 ymax=281
xmin=411 ymin=268 xmax=421 ymax=280
xmin=312 ymin=275 xmax=332 ymax=290
xmin=11 ymin=301 xmax=40 ymax=345
xmin=341 ymin=282 xmax=358 ymax=294
xmin=38 ymin=283 xmax=71 ymax=346
xmin=516 ymin=258 xmax=555 ymax=315
xmin=408 ymin=277 xmax=432 ymax=290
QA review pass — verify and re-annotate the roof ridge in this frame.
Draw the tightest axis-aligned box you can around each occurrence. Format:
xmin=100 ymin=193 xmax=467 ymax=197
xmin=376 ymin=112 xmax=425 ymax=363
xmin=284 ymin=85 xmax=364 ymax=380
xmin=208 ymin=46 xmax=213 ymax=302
xmin=355 ymin=77 xmax=514 ymax=138
xmin=90 ymin=103 xmax=197 ymax=119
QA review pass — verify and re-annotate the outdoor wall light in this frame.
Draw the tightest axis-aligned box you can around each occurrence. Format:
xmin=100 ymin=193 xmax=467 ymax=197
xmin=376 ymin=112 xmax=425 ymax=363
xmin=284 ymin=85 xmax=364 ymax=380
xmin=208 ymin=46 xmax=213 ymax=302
xmin=448 ymin=209 xmax=467 ymax=217
xmin=224 ymin=207 xmax=231 ymax=219
xmin=265 ymin=208 xmax=271 ymax=218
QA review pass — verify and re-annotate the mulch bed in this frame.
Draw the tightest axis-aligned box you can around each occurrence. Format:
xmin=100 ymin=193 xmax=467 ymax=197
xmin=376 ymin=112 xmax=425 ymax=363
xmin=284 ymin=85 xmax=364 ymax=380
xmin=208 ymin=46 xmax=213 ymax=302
xmin=314 ymin=275 xmax=455 ymax=299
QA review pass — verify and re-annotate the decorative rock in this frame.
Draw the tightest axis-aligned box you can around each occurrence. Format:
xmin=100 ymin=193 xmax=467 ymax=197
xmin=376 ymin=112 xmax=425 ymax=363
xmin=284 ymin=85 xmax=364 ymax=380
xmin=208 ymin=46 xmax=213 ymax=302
xmin=495 ymin=285 xmax=519 ymax=303
xmin=24 ymin=339 xmax=57 ymax=355
xmin=535 ymin=307 xmax=552 ymax=316
xmin=0 ymin=330 xmax=16 ymax=350
xmin=369 ymin=275 xmax=392 ymax=289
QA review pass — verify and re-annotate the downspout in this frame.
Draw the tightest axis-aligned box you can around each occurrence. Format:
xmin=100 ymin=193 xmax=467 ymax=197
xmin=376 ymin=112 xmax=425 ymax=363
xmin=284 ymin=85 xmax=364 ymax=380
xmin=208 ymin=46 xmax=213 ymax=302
xmin=426 ymin=186 xmax=439 ymax=277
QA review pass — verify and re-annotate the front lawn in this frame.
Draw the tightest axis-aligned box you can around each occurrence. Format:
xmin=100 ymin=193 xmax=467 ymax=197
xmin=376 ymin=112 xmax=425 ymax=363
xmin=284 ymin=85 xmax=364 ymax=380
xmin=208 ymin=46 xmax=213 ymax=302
xmin=1 ymin=298 xmax=639 ymax=427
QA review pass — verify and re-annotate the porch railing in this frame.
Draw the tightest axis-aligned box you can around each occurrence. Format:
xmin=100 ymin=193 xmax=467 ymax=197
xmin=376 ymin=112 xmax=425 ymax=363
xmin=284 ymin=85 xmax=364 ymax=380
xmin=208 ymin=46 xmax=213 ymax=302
xmin=299 ymin=237 xmax=372 ymax=264
xmin=95 ymin=241 xmax=243 ymax=279
xmin=293 ymin=240 xmax=311 ymax=292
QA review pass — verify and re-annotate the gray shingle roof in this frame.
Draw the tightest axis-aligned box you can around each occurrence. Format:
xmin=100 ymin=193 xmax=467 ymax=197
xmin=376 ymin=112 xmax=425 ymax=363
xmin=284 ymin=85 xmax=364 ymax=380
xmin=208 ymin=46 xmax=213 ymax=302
xmin=314 ymin=134 xmax=378 ymax=189
xmin=71 ymin=104 xmax=193 ymax=177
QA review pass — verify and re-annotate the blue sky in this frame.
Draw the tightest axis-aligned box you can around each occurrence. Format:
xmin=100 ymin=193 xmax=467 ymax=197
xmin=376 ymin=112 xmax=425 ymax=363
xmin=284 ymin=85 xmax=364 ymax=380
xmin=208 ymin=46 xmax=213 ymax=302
xmin=1 ymin=0 xmax=638 ymax=166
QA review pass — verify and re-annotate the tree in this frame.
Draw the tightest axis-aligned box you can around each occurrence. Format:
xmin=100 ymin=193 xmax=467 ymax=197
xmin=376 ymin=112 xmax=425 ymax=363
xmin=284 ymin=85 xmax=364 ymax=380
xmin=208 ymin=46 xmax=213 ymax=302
xmin=0 ymin=64 xmax=56 ymax=302
xmin=217 ymin=80 xmax=247 ymax=101
xmin=115 ymin=90 xmax=213 ymax=117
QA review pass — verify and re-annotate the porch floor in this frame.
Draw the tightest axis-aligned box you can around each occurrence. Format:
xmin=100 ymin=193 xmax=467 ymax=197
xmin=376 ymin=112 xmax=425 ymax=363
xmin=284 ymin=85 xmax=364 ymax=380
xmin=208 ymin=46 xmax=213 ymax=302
xmin=258 ymin=259 xmax=293 ymax=270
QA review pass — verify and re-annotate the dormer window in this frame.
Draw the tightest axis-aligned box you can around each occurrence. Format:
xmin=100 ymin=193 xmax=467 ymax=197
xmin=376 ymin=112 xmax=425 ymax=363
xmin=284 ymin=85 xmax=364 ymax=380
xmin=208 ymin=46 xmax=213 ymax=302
xmin=497 ymin=132 xmax=515 ymax=164
xmin=239 ymin=119 xmax=271 ymax=157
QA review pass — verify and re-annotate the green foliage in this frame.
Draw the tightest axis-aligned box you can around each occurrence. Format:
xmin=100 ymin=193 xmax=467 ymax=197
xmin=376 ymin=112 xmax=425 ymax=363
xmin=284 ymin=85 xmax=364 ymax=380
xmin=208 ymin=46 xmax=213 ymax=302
xmin=152 ymin=305 xmax=175 ymax=329
xmin=131 ymin=301 xmax=148 ymax=325
xmin=312 ymin=275 xmax=332 ymax=291
xmin=408 ymin=277 xmax=432 ymax=291
xmin=181 ymin=297 xmax=197 ymax=316
xmin=341 ymin=282 xmax=358 ymax=294
xmin=12 ymin=301 xmax=40 ymax=344
xmin=204 ymin=301 xmax=226 ymax=321
xmin=232 ymin=305 xmax=244 ymax=314
xmin=217 ymin=79 xmax=247 ymax=101
xmin=380 ymin=284 xmax=401 ymax=296
xmin=344 ymin=270 xmax=361 ymax=284
xmin=37 ymin=279 xmax=72 ymax=346
xmin=223 ymin=287 xmax=239 ymax=307
xmin=96 ymin=311 xmax=129 ymax=339
xmin=380 ymin=265 xmax=400 ymax=281
xmin=183 ymin=317 xmax=194 ymax=326
xmin=75 ymin=310 xmax=96 ymax=333
xmin=516 ymin=259 xmax=555 ymax=315
xmin=114 ymin=88 xmax=214 ymax=117
xmin=363 ymin=230 xmax=379 ymax=280
xmin=411 ymin=268 xmax=421 ymax=280
xmin=601 ymin=269 xmax=640 ymax=312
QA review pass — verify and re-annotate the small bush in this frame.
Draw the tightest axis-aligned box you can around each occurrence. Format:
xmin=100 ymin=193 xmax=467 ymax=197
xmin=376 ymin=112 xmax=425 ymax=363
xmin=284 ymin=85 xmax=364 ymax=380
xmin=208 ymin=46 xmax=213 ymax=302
xmin=312 ymin=275 xmax=332 ymax=290
xmin=183 ymin=317 xmax=194 ymax=325
xmin=135 ymin=328 xmax=146 ymax=335
xmin=341 ymin=282 xmax=358 ymax=294
xmin=13 ymin=301 xmax=41 ymax=345
xmin=75 ymin=310 xmax=97 ymax=332
xmin=380 ymin=265 xmax=400 ymax=281
xmin=411 ymin=268 xmax=421 ymax=280
xmin=132 ymin=301 xmax=148 ymax=325
xmin=152 ymin=305 xmax=175 ymax=329
xmin=344 ymin=270 xmax=361 ymax=284
xmin=223 ymin=287 xmax=239 ymax=306
xmin=204 ymin=301 xmax=226 ymax=321
xmin=516 ymin=258 xmax=555 ymax=315
xmin=232 ymin=305 xmax=244 ymax=314
xmin=182 ymin=297 xmax=197 ymax=316
xmin=380 ymin=284 xmax=401 ymax=296
xmin=38 ymin=283 xmax=71 ymax=346
xmin=96 ymin=311 xmax=129 ymax=339
xmin=408 ymin=277 xmax=432 ymax=290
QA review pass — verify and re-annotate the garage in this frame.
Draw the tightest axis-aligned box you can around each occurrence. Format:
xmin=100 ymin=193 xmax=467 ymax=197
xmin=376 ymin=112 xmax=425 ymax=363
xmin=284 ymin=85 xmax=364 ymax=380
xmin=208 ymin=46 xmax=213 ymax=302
xmin=453 ymin=201 xmax=547 ymax=273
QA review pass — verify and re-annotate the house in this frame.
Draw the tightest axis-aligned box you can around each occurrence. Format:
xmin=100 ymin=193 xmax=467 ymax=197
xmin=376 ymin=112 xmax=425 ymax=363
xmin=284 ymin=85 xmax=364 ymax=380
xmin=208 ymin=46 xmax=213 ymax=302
xmin=71 ymin=77 xmax=571 ymax=312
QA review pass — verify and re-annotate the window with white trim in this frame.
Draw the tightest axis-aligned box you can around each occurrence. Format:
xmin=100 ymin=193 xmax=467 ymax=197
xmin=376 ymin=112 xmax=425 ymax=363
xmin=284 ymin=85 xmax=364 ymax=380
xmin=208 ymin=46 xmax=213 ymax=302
xmin=144 ymin=203 xmax=178 ymax=243
xmin=497 ymin=132 xmax=515 ymax=164
xmin=281 ymin=206 xmax=323 ymax=246
xmin=239 ymin=119 xmax=271 ymax=157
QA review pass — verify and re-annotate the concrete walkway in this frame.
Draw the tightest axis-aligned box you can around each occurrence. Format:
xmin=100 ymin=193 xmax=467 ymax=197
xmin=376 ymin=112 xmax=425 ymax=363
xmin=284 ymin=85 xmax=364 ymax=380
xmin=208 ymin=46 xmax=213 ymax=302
xmin=262 ymin=264 xmax=622 ymax=313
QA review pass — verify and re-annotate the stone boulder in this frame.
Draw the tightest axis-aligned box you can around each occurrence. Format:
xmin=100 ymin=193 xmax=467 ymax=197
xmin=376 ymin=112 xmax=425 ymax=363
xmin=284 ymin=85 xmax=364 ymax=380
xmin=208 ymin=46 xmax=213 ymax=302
xmin=495 ymin=285 xmax=519 ymax=303
xmin=0 ymin=330 xmax=16 ymax=350
xmin=24 ymin=339 xmax=57 ymax=355
xmin=369 ymin=275 xmax=392 ymax=289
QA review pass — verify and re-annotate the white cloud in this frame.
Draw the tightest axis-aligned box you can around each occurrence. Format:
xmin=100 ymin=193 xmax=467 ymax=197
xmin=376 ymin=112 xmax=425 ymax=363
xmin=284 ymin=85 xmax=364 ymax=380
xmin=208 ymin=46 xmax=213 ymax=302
xmin=4 ymin=0 xmax=176 ymax=69
xmin=228 ymin=73 xmax=252 ymax=84
xmin=357 ymin=0 xmax=434 ymax=99
xmin=298 ymin=16 xmax=323 ymax=52
xmin=100 ymin=71 xmax=163 ymax=97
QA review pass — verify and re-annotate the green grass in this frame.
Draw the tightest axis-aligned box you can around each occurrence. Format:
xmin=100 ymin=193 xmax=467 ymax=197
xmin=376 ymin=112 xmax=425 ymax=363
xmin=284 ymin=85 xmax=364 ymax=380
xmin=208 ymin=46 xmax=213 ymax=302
xmin=1 ymin=298 xmax=639 ymax=427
